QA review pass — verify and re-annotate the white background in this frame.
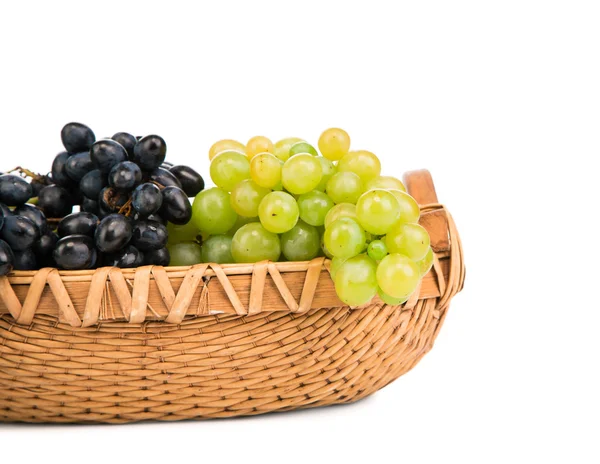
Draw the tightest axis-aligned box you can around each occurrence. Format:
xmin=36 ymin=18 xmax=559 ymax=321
xmin=0 ymin=1 xmax=599 ymax=463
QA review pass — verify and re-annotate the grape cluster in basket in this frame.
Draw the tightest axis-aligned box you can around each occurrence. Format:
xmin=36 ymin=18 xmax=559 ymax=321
xmin=0 ymin=123 xmax=203 ymax=274
xmin=166 ymin=129 xmax=434 ymax=307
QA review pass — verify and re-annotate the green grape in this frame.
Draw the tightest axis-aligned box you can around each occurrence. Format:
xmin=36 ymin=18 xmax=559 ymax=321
xmin=231 ymin=223 xmax=281 ymax=262
xmin=329 ymin=256 xmax=347 ymax=280
xmin=324 ymin=203 xmax=357 ymax=229
xmin=281 ymin=153 xmax=323 ymax=194
xmin=280 ymin=220 xmax=320 ymax=261
xmin=318 ymin=127 xmax=351 ymax=161
xmin=389 ymin=189 xmax=420 ymax=224
xmin=272 ymin=182 xmax=284 ymax=191
xmin=416 ymin=247 xmax=434 ymax=276
xmin=258 ymin=191 xmax=299 ymax=233
xmin=210 ymin=150 xmax=251 ymax=191
xmin=167 ymin=241 xmax=203 ymax=266
xmin=246 ymin=136 xmax=274 ymax=159
xmin=192 ymin=187 xmax=238 ymax=235
xmin=289 ymin=141 xmax=318 ymax=157
xmin=337 ymin=150 xmax=381 ymax=182
xmin=355 ymin=189 xmax=401 ymax=235
xmin=326 ymin=171 xmax=363 ymax=204
xmin=230 ymin=179 xmax=271 ymax=217
xmin=377 ymin=287 xmax=409 ymax=305
xmin=364 ymin=176 xmax=406 ymax=193
xmin=167 ymin=220 xmax=200 ymax=244
xmin=376 ymin=253 xmax=421 ymax=299
xmin=250 ymin=153 xmax=282 ymax=189
xmin=297 ymin=190 xmax=334 ymax=226
xmin=273 ymin=137 xmax=303 ymax=162
xmin=208 ymin=139 xmax=245 ymax=161
xmin=367 ymin=240 xmax=388 ymax=261
xmin=315 ymin=157 xmax=336 ymax=191
xmin=386 ymin=222 xmax=431 ymax=261
xmin=334 ymin=254 xmax=377 ymax=306
xmin=323 ymin=217 xmax=366 ymax=259
xmin=227 ymin=215 xmax=259 ymax=236
xmin=201 ymin=235 xmax=234 ymax=264
xmin=321 ymin=236 xmax=333 ymax=258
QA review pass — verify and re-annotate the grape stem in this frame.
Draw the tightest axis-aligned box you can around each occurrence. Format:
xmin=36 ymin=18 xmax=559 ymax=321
xmin=117 ymin=197 xmax=133 ymax=216
xmin=8 ymin=166 xmax=48 ymax=183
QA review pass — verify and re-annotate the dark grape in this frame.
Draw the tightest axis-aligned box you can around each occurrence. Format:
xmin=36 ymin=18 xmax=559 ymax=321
xmin=99 ymin=187 xmax=128 ymax=213
xmin=80 ymin=169 xmax=107 ymax=200
xmin=58 ymin=212 xmax=99 ymax=237
xmin=90 ymin=139 xmax=128 ymax=173
xmin=34 ymin=229 xmax=59 ymax=256
xmin=13 ymin=204 xmax=47 ymax=233
xmin=95 ymin=214 xmax=132 ymax=253
xmin=132 ymin=220 xmax=167 ymax=251
xmin=148 ymin=167 xmax=182 ymax=189
xmin=131 ymin=183 xmax=162 ymax=216
xmin=133 ymin=135 xmax=167 ymax=171
xmin=51 ymin=151 xmax=77 ymax=188
xmin=0 ymin=239 xmax=15 ymax=275
xmin=0 ymin=174 xmax=33 ymax=206
xmin=0 ymin=215 xmax=40 ymax=251
xmin=31 ymin=176 xmax=50 ymax=197
xmin=159 ymin=186 xmax=192 ymax=225
xmin=144 ymin=247 xmax=170 ymax=266
xmin=38 ymin=185 xmax=72 ymax=218
xmin=112 ymin=132 xmax=137 ymax=160
xmin=81 ymin=198 xmax=100 ymax=215
xmin=53 ymin=234 xmax=97 ymax=270
xmin=13 ymin=249 xmax=37 ymax=270
xmin=65 ymin=151 xmax=94 ymax=182
xmin=108 ymin=161 xmax=142 ymax=191
xmin=146 ymin=213 xmax=166 ymax=225
xmin=0 ymin=202 xmax=12 ymax=218
xmin=61 ymin=122 xmax=95 ymax=154
xmin=170 ymin=165 xmax=205 ymax=197
xmin=104 ymin=245 xmax=144 ymax=268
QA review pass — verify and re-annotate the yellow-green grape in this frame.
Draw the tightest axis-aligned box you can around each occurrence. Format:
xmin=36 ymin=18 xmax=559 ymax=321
xmin=246 ymin=136 xmax=274 ymax=160
xmin=376 ymin=253 xmax=421 ymax=299
xmin=355 ymin=189 xmax=401 ymax=235
xmin=258 ymin=191 xmax=299 ymax=233
xmin=334 ymin=254 xmax=378 ymax=306
xmin=367 ymin=240 xmax=388 ymax=261
xmin=281 ymin=154 xmax=323 ymax=194
xmin=416 ymin=247 xmax=434 ymax=276
xmin=377 ymin=287 xmax=409 ymax=305
xmin=386 ymin=222 xmax=431 ymax=261
xmin=208 ymin=139 xmax=246 ymax=161
xmin=321 ymin=235 xmax=333 ymax=258
xmin=364 ymin=175 xmax=406 ymax=192
xmin=280 ymin=220 xmax=320 ymax=261
xmin=323 ymin=217 xmax=366 ymax=259
xmin=230 ymin=179 xmax=271 ymax=218
xmin=167 ymin=220 xmax=200 ymax=244
xmin=337 ymin=150 xmax=381 ymax=182
xmin=324 ymin=203 xmax=357 ymax=229
xmin=389 ymin=189 xmax=420 ymax=224
xmin=326 ymin=171 xmax=363 ymax=204
xmin=210 ymin=150 xmax=250 ymax=191
xmin=167 ymin=241 xmax=203 ymax=266
xmin=297 ymin=190 xmax=334 ymax=226
xmin=273 ymin=137 xmax=303 ymax=162
xmin=272 ymin=182 xmax=284 ymax=191
xmin=201 ymin=235 xmax=234 ymax=264
xmin=227 ymin=215 xmax=259 ymax=236
xmin=315 ymin=157 xmax=336 ymax=191
xmin=289 ymin=141 xmax=318 ymax=157
xmin=318 ymin=127 xmax=351 ymax=161
xmin=329 ymin=256 xmax=347 ymax=280
xmin=192 ymin=187 xmax=238 ymax=235
xmin=250 ymin=153 xmax=282 ymax=189
xmin=231 ymin=223 xmax=281 ymax=263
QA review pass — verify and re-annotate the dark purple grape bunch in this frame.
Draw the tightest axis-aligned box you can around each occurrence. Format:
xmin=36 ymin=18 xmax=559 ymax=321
xmin=0 ymin=122 xmax=205 ymax=275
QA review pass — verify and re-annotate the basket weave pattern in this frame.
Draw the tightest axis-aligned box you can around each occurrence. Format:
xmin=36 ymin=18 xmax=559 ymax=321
xmin=0 ymin=172 xmax=464 ymax=423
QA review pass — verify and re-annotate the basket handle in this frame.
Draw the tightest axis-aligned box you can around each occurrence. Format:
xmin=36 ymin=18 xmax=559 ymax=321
xmin=402 ymin=169 xmax=438 ymax=205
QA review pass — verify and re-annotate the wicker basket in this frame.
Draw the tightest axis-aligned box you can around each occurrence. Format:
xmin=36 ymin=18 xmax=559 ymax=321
xmin=0 ymin=169 xmax=464 ymax=423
